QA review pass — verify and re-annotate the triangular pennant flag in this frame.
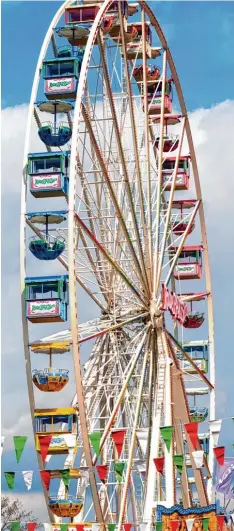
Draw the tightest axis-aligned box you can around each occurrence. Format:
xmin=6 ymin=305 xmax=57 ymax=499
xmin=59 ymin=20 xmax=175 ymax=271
xmin=216 ymin=516 xmax=225 ymax=531
xmin=135 ymin=460 xmax=146 ymax=473
xmin=27 ymin=524 xmax=37 ymax=531
xmin=136 ymin=429 xmax=148 ymax=456
xmin=173 ymin=454 xmax=184 ymax=474
xmin=186 ymin=519 xmax=195 ymax=531
xmin=202 ymin=518 xmax=209 ymax=531
xmin=40 ymin=470 xmax=51 ymax=490
xmin=60 ymin=469 xmax=70 ymax=488
xmin=209 ymin=420 xmax=222 ymax=447
xmin=111 ymin=430 xmax=126 ymax=458
xmin=160 ymin=426 xmax=173 ymax=452
xmin=79 ymin=467 xmax=89 ymax=487
xmin=92 ymin=525 xmax=100 ymax=531
xmin=43 ymin=525 xmax=51 ymax=531
xmin=123 ymin=525 xmax=132 ymax=531
xmin=74 ymin=526 xmax=84 ymax=531
xmin=22 ymin=470 xmax=33 ymax=491
xmin=10 ymin=523 xmax=20 ymax=531
xmin=192 ymin=450 xmax=204 ymax=469
xmin=214 ymin=447 xmax=225 ymax=466
xmin=156 ymin=523 xmax=163 ymax=531
xmin=89 ymin=432 xmax=101 ymax=456
xmin=60 ymin=526 xmax=68 ymax=531
xmin=1 ymin=436 xmax=5 ymax=455
xmin=63 ymin=433 xmax=77 ymax=449
xmin=171 ymin=522 xmax=180 ymax=531
xmin=13 ymin=436 xmax=28 ymax=464
xmin=96 ymin=464 xmax=108 ymax=483
xmin=114 ymin=461 xmax=125 ymax=483
xmin=153 ymin=457 xmax=164 ymax=474
xmin=107 ymin=525 xmax=116 ymax=531
xmin=38 ymin=435 xmax=52 ymax=463
xmin=185 ymin=422 xmax=199 ymax=450
xmin=4 ymin=472 xmax=15 ymax=490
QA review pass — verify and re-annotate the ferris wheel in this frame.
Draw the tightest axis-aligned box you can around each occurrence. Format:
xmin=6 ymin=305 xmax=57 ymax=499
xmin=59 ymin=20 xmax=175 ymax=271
xmin=20 ymin=0 xmax=216 ymax=528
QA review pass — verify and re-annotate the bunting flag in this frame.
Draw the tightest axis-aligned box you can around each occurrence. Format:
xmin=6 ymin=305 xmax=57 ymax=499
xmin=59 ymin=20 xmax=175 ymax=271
xmin=140 ymin=525 xmax=147 ymax=531
xmin=186 ymin=519 xmax=195 ymax=531
xmin=156 ymin=523 xmax=163 ymax=531
xmin=214 ymin=447 xmax=225 ymax=466
xmin=135 ymin=460 xmax=146 ymax=474
xmin=63 ymin=433 xmax=77 ymax=449
xmin=173 ymin=454 xmax=184 ymax=474
xmin=4 ymin=471 xmax=15 ymax=490
xmin=184 ymin=422 xmax=199 ymax=450
xmin=10 ymin=523 xmax=20 ymax=531
xmin=209 ymin=420 xmax=222 ymax=446
xmin=40 ymin=470 xmax=51 ymax=491
xmin=136 ymin=429 xmax=148 ymax=457
xmin=38 ymin=435 xmax=52 ymax=463
xmin=22 ymin=470 xmax=33 ymax=491
xmin=60 ymin=469 xmax=70 ymax=488
xmin=171 ymin=521 xmax=180 ymax=531
xmin=89 ymin=432 xmax=101 ymax=457
xmin=27 ymin=524 xmax=37 ymax=531
xmin=60 ymin=525 xmax=68 ymax=531
xmin=92 ymin=525 xmax=100 ymax=531
xmin=1 ymin=436 xmax=5 ymax=456
xmin=216 ymin=516 xmax=225 ymax=531
xmin=202 ymin=518 xmax=209 ymax=531
xmin=114 ymin=461 xmax=125 ymax=483
xmin=160 ymin=426 xmax=173 ymax=452
xmin=74 ymin=526 xmax=84 ymax=531
xmin=111 ymin=430 xmax=126 ymax=458
xmin=43 ymin=524 xmax=51 ymax=531
xmin=80 ymin=467 xmax=89 ymax=487
xmin=192 ymin=450 xmax=204 ymax=469
xmin=123 ymin=525 xmax=132 ymax=531
xmin=96 ymin=464 xmax=108 ymax=483
xmin=107 ymin=525 xmax=116 ymax=531
xmin=13 ymin=436 xmax=28 ymax=464
xmin=153 ymin=457 xmax=164 ymax=475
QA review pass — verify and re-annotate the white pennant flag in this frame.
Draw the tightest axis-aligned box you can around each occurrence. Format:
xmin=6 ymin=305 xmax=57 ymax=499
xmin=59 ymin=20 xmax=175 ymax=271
xmin=186 ymin=519 xmax=195 ymax=531
xmin=192 ymin=450 xmax=204 ymax=469
xmin=63 ymin=433 xmax=77 ymax=449
xmin=209 ymin=419 xmax=222 ymax=446
xmin=43 ymin=524 xmax=51 ymax=531
xmin=80 ymin=467 xmax=89 ymax=487
xmin=136 ymin=429 xmax=148 ymax=457
xmin=92 ymin=525 xmax=100 ymax=531
xmin=135 ymin=460 xmax=146 ymax=473
xmin=140 ymin=525 xmax=148 ymax=531
xmin=22 ymin=470 xmax=33 ymax=491
xmin=1 ymin=436 xmax=5 ymax=456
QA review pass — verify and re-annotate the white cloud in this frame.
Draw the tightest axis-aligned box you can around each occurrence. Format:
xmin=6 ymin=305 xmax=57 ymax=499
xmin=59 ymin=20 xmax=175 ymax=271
xmin=1 ymin=100 xmax=234 ymax=446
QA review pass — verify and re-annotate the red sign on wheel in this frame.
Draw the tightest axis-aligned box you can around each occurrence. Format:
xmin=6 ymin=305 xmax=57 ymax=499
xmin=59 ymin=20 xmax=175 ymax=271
xmin=160 ymin=284 xmax=188 ymax=324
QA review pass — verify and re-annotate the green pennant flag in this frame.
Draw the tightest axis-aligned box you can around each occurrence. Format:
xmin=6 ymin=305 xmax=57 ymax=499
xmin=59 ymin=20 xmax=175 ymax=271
xmin=89 ymin=432 xmax=102 ymax=456
xmin=203 ymin=519 xmax=209 ymax=531
xmin=156 ymin=522 xmax=163 ymax=531
xmin=13 ymin=436 xmax=28 ymax=464
xmin=4 ymin=472 xmax=15 ymax=490
xmin=108 ymin=525 xmax=116 ymax=531
xmin=10 ymin=522 xmax=20 ymax=531
xmin=173 ymin=454 xmax=184 ymax=474
xmin=160 ymin=426 xmax=173 ymax=452
xmin=60 ymin=469 xmax=70 ymax=489
xmin=60 ymin=525 xmax=69 ymax=531
xmin=114 ymin=461 xmax=125 ymax=483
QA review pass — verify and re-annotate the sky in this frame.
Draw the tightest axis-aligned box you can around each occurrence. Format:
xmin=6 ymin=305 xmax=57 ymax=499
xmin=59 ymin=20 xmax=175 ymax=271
xmin=1 ymin=0 xmax=234 ymax=522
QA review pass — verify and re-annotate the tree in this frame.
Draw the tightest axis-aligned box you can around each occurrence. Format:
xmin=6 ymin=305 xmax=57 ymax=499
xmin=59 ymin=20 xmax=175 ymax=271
xmin=1 ymin=495 xmax=38 ymax=531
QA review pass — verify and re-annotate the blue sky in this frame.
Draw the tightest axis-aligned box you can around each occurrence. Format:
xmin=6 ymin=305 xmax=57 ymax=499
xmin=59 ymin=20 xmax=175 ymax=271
xmin=2 ymin=1 xmax=234 ymax=110
xmin=1 ymin=0 xmax=234 ymax=519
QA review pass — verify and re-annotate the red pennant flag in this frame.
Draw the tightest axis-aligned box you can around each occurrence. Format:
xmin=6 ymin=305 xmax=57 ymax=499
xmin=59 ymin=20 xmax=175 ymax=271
xmin=184 ymin=422 xmax=199 ymax=450
xmin=38 ymin=435 xmax=52 ymax=463
xmin=27 ymin=524 xmax=37 ymax=531
xmin=96 ymin=464 xmax=108 ymax=483
xmin=216 ymin=516 xmax=225 ymax=531
xmin=214 ymin=447 xmax=225 ymax=465
xmin=40 ymin=470 xmax=51 ymax=490
xmin=74 ymin=526 xmax=84 ymax=531
xmin=123 ymin=525 xmax=132 ymax=531
xmin=153 ymin=457 xmax=164 ymax=474
xmin=171 ymin=521 xmax=180 ymax=531
xmin=111 ymin=430 xmax=126 ymax=458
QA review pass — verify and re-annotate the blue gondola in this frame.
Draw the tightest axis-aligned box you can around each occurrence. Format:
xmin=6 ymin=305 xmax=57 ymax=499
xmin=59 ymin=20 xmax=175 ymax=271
xmin=25 ymin=275 xmax=68 ymax=323
xmin=37 ymin=101 xmax=73 ymax=147
xmin=42 ymin=46 xmax=84 ymax=100
xmin=189 ymin=406 xmax=208 ymax=423
xmin=26 ymin=211 xmax=66 ymax=260
xmin=28 ymin=151 xmax=70 ymax=198
xmin=49 ymin=496 xmax=83 ymax=517
xmin=32 ymin=368 xmax=69 ymax=392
